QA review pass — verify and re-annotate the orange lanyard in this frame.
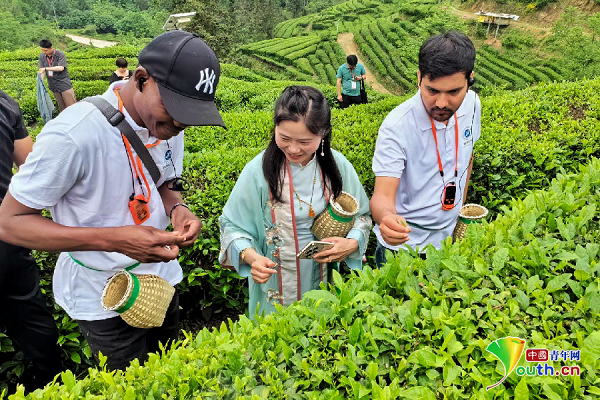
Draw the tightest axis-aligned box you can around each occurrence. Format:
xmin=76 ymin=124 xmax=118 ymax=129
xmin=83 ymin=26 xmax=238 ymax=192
xmin=114 ymin=88 xmax=161 ymax=202
xmin=46 ymin=50 xmax=55 ymax=66
xmin=429 ymin=113 xmax=459 ymax=180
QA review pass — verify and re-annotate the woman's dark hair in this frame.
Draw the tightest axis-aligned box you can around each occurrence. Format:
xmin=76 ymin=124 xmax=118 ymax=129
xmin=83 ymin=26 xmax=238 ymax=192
xmin=418 ymin=31 xmax=475 ymax=82
xmin=39 ymin=39 xmax=52 ymax=48
xmin=116 ymin=57 xmax=128 ymax=68
xmin=263 ymin=85 xmax=342 ymax=203
xmin=346 ymin=54 xmax=358 ymax=67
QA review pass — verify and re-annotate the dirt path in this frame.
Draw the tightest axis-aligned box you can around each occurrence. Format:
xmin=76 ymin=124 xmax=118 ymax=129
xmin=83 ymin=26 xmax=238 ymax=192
xmin=337 ymin=32 xmax=391 ymax=95
xmin=66 ymin=34 xmax=118 ymax=48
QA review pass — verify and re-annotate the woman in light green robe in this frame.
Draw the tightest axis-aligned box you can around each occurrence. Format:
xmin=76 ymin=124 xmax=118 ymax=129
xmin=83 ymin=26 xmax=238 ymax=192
xmin=218 ymin=86 xmax=372 ymax=318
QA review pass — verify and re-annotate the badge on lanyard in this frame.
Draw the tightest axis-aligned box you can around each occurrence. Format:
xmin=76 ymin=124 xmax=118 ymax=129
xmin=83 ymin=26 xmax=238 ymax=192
xmin=46 ymin=51 xmax=54 ymax=77
xmin=114 ymin=88 xmax=161 ymax=225
xmin=129 ymin=194 xmax=150 ymax=225
xmin=429 ymin=114 xmax=459 ymax=211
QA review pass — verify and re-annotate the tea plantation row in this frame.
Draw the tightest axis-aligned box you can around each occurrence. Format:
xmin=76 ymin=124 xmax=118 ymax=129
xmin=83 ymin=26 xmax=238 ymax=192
xmin=6 ymin=157 xmax=599 ymax=399
xmin=248 ymin=0 xmax=567 ymax=94
xmin=0 ymin=47 xmax=598 ymax=393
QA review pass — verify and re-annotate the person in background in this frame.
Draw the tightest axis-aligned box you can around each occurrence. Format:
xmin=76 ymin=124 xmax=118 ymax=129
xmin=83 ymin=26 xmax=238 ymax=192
xmin=219 ymin=85 xmax=372 ymax=318
xmin=0 ymin=89 xmax=61 ymax=390
xmin=0 ymin=31 xmax=225 ymax=371
xmin=370 ymin=31 xmax=481 ymax=267
xmin=336 ymin=54 xmax=366 ymax=109
xmin=109 ymin=58 xmax=133 ymax=84
xmin=38 ymin=39 xmax=76 ymax=113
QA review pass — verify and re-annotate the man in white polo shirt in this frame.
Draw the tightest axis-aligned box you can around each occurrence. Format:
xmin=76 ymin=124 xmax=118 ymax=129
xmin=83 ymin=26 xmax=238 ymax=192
xmin=370 ymin=31 xmax=481 ymax=266
xmin=0 ymin=31 xmax=226 ymax=370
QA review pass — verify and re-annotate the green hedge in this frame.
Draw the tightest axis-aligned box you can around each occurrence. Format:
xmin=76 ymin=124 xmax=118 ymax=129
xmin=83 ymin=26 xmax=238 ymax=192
xmin=0 ymin=44 xmax=142 ymax=62
xmin=7 ymin=157 xmax=600 ymax=399
xmin=3 ymin=59 xmax=600 ymax=391
xmin=470 ymin=78 xmax=600 ymax=212
xmin=0 ymin=78 xmax=109 ymax=124
xmin=182 ymin=78 xmax=600 ymax=215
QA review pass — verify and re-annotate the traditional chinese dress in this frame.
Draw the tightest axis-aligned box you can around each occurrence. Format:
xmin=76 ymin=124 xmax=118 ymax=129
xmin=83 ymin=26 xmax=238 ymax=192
xmin=219 ymin=150 xmax=372 ymax=317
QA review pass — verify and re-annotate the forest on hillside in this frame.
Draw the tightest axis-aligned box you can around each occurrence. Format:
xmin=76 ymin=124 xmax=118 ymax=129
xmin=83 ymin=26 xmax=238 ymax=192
xmin=0 ymin=0 xmax=353 ymax=52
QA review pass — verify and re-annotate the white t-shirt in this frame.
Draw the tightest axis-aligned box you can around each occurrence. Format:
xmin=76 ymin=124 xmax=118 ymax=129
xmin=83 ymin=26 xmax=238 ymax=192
xmin=9 ymin=81 xmax=184 ymax=320
xmin=372 ymin=90 xmax=481 ymax=251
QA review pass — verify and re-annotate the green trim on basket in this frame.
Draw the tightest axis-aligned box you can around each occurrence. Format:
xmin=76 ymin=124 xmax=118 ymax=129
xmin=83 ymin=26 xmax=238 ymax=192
xmin=328 ymin=205 xmax=353 ymax=223
xmin=458 ymin=217 xmax=484 ymax=224
xmin=116 ymin=273 xmax=140 ymax=314
xmin=68 ymin=253 xmax=140 ymax=271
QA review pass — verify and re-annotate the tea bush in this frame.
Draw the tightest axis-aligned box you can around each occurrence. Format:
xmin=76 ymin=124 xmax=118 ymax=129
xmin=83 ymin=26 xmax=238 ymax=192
xmin=6 ymin=157 xmax=599 ymax=399
xmin=1 ymin=43 xmax=599 ymax=392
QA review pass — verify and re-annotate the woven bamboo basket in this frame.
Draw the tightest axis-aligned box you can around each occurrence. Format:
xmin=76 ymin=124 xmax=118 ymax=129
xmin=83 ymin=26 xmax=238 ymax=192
xmin=452 ymin=203 xmax=489 ymax=242
xmin=311 ymin=191 xmax=359 ymax=240
xmin=101 ymin=270 xmax=175 ymax=329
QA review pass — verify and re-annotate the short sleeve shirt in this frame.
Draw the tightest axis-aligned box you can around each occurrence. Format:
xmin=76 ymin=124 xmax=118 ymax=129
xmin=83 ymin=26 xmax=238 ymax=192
xmin=38 ymin=49 xmax=73 ymax=92
xmin=9 ymin=81 xmax=185 ymax=320
xmin=0 ymin=90 xmax=28 ymax=203
xmin=336 ymin=63 xmax=366 ymax=96
xmin=372 ymin=90 xmax=481 ymax=251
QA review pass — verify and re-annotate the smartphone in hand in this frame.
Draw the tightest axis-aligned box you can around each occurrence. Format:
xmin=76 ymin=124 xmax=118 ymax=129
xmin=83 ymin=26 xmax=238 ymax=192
xmin=297 ymin=241 xmax=334 ymax=259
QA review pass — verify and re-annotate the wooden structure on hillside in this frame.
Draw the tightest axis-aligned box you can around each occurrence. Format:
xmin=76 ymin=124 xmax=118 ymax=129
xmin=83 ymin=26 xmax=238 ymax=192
xmin=163 ymin=12 xmax=197 ymax=31
xmin=475 ymin=11 xmax=520 ymax=38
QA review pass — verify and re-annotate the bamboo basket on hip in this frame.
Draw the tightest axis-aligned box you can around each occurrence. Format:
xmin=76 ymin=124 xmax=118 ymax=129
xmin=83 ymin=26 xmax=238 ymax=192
xmin=296 ymin=191 xmax=359 ymax=285
xmin=101 ymin=270 xmax=175 ymax=329
xmin=452 ymin=203 xmax=489 ymax=242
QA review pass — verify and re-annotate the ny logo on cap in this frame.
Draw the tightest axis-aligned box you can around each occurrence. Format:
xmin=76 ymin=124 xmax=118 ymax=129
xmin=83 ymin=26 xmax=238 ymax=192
xmin=195 ymin=68 xmax=216 ymax=94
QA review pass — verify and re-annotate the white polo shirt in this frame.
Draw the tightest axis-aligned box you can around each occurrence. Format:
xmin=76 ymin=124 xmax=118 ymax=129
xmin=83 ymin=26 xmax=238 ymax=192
xmin=372 ymin=90 xmax=481 ymax=251
xmin=9 ymin=81 xmax=184 ymax=320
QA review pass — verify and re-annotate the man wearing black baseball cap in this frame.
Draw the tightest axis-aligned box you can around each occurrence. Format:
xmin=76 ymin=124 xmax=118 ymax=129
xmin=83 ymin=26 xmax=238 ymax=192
xmin=0 ymin=31 xmax=225 ymax=371
xmin=136 ymin=30 xmax=225 ymax=128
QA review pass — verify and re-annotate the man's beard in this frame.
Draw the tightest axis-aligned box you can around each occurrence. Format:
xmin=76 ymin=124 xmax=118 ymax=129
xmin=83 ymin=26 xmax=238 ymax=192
xmin=429 ymin=107 xmax=455 ymax=122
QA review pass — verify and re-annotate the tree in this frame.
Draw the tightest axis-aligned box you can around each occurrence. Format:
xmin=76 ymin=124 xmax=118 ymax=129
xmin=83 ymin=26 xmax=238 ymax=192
xmin=183 ymin=0 xmax=235 ymax=59
xmin=548 ymin=7 xmax=585 ymax=51
xmin=548 ymin=7 xmax=600 ymax=78
xmin=589 ymin=12 xmax=600 ymax=43
xmin=232 ymin=0 xmax=282 ymax=42
xmin=0 ymin=11 xmax=24 ymax=50
xmin=286 ymin=0 xmax=303 ymax=18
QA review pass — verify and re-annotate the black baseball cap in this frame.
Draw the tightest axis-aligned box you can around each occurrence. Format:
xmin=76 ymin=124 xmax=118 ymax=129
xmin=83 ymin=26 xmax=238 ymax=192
xmin=138 ymin=31 xmax=225 ymax=128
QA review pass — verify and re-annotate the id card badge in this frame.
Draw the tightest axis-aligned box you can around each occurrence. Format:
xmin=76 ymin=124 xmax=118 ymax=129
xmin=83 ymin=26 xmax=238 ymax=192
xmin=129 ymin=194 xmax=150 ymax=225
xmin=47 ymin=70 xmax=53 ymax=77
xmin=351 ymin=81 xmax=357 ymax=90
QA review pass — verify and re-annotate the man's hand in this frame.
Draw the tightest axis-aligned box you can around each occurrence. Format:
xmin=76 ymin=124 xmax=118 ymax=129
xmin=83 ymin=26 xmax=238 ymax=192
xmin=313 ymin=237 xmax=358 ymax=263
xmin=170 ymin=205 xmax=202 ymax=248
xmin=337 ymin=94 xmax=343 ymax=102
xmin=111 ymin=225 xmax=187 ymax=263
xmin=38 ymin=68 xmax=46 ymax=77
xmin=379 ymin=214 xmax=411 ymax=246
